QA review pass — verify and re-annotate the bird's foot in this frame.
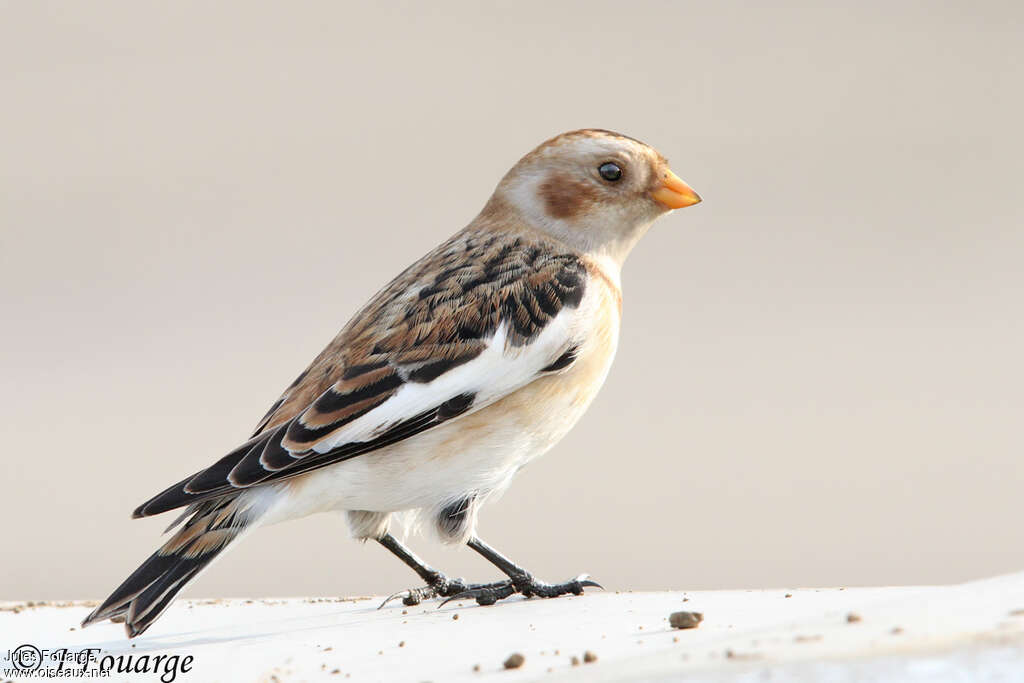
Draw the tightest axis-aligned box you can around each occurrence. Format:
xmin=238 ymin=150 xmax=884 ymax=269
xmin=380 ymin=572 xmax=488 ymax=608
xmin=440 ymin=572 xmax=601 ymax=607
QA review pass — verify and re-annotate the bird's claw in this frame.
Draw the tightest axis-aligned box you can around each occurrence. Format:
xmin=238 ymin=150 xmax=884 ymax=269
xmin=379 ymin=574 xmax=472 ymax=609
xmin=440 ymin=572 xmax=602 ymax=607
xmin=439 ymin=580 xmax=516 ymax=607
xmin=379 ymin=586 xmax=433 ymax=608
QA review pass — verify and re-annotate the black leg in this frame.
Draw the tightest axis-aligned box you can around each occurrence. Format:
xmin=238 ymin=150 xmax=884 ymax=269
xmin=378 ymin=533 xmax=444 ymax=586
xmin=376 ymin=533 xmax=510 ymax=607
xmin=439 ymin=536 xmax=601 ymax=606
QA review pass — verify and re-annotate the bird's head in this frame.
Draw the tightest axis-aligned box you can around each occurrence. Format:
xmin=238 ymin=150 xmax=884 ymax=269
xmin=484 ymin=129 xmax=701 ymax=264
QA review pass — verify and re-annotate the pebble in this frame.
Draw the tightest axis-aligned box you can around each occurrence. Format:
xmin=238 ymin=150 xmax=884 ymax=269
xmin=669 ymin=611 xmax=704 ymax=629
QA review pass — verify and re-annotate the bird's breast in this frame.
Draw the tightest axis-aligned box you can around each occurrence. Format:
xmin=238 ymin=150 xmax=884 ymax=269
xmin=481 ymin=257 xmax=622 ymax=465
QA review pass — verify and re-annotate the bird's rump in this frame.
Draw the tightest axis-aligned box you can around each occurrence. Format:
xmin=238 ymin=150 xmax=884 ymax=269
xmin=133 ymin=227 xmax=588 ymax=518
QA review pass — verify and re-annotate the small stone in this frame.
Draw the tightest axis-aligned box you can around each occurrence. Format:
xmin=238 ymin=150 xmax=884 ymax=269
xmin=452 ymin=614 xmax=459 ymax=620
xmin=472 ymin=664 xmax=480 ymax=672
xmin=399 ymin=641 xmax=405 ymax=647
xmin=669 ymin=611 xmax=704 ymax=629
xmin=891 ymin=626 xmax=904 ymax=634
xmin=503 ymin=653 xmax=525 ymax=669
xmin=583 ymin=651 xmax=598 ymax=663
xmin=785 ymin=593 xmax=793 ymax=598
xmin=571 ymin=656 xmax=580 ymax=666
xmin=846 ymin=612 xmax=862 ymax=623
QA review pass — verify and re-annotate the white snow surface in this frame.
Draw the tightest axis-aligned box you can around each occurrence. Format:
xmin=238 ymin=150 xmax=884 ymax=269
xmin=3 ymin=572 xmax=1024 ymax=682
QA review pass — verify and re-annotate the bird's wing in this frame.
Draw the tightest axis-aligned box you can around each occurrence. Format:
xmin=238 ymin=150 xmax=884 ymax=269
xmin=134 ymin=228 xmax=589 ymax=517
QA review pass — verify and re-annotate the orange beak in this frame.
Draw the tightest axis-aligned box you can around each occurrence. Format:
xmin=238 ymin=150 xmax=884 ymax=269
xmin=650 ymin=170 xmax=701 ymax=209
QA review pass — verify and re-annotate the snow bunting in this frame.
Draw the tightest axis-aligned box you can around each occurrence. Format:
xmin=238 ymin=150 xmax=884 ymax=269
xmin=83 ymin=129 xmax=701 ymax=637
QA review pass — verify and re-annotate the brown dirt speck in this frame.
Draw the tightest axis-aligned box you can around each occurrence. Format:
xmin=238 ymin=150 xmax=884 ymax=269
xmin=847 ymin=612 xmax=862 ymax=623
xmin=452 ymin=613 xmax=459 ymax=620
xmin=504 ymin=653 xmax=525 ymax=669
xmin=669 ymin=611 xmax=704 ymax=629
xmin=583 ymin=651 xmax=598 ymax=663
xmin=570 ymin=656 xmax=580 ymax=666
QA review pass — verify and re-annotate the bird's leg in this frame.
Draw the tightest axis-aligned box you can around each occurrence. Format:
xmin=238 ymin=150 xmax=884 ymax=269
xmin=440 ymin=536 xmax=601 ymax=606
xmin=376 ymin=533 xmax=508 ymax=607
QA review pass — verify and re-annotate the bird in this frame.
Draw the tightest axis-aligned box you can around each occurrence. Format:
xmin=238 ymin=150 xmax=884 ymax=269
xmin=82 ymin=128 xmax=701 ymax=638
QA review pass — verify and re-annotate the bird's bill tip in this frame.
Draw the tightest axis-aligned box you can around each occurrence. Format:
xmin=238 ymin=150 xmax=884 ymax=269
xmin=651 ymin=170 xmax=701 ymax=209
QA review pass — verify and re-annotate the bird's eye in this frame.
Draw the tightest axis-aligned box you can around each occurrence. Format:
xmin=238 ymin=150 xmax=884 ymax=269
xmin=598 ymin=162 xmax=622 ymax=182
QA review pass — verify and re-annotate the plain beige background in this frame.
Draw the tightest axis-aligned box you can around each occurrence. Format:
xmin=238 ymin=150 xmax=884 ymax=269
xmin=2 ymin=1 xmax=1022 ymax=603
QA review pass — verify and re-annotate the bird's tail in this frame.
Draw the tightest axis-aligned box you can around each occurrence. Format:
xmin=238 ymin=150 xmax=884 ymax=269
xmin=82 ymin=493 xmax=264 ymax=638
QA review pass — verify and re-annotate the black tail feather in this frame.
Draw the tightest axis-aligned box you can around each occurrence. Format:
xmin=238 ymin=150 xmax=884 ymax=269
xmin=124 ymin=556 xmax=209 ymax=637
xmin=83 ymin=549 xmax=218 ymax=637
xmin=84 ymin=495 xmax=255 ymax=638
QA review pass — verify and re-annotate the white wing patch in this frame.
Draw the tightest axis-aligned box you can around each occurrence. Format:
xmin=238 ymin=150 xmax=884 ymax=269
xmin=309 ymin=310 xmax=578 ymax=455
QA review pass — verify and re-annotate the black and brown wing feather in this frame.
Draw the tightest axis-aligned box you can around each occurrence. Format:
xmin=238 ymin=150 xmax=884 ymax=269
xmin=133 ymin=227 xmax=586 ymax=519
